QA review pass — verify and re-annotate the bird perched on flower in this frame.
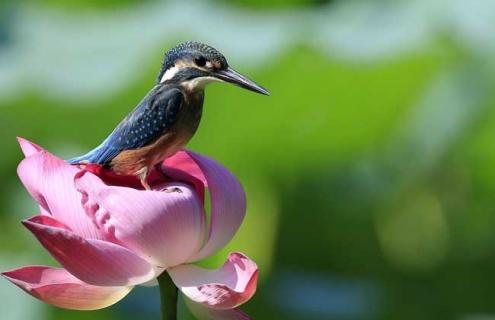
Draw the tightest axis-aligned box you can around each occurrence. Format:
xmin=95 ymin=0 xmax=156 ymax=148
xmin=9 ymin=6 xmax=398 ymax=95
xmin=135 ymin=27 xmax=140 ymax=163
xmin=68 ymin=41 xmax=269 ymax=189
xmin=4 ymin=138 xmax=257 ymax=318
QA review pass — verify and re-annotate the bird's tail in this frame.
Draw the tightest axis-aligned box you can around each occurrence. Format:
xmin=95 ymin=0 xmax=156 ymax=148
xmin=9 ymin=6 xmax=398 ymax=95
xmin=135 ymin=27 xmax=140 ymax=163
xmin=67 ymin=154 xmax=89 ymax=165
xmin=66 ymin=145 xmax=103 ymax=165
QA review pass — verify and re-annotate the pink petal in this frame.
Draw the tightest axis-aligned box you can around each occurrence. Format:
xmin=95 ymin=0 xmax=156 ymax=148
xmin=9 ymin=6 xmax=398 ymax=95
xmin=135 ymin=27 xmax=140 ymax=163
xmin=17 ymin=142 xmax=104 ymax=239
xmin=74 ymin=170 xmax=205 ymax=268
xmin=163 ymin=151 xmax=207 ymax=203
xmin=23 ymin=217 xmax=156 ymax=286
xmin=28 ymin=214 xmax=72 ymax=229
xmin=165 ymin=151 xmax=246 ymax=261
xmin=16 ymin=138 xmax=56 ymax=221
xmin=2 ymin=266 xmax=131 ymax=310
xmin=185 ymin=297 xmax=251 ymax=320
xmin=81 ymin=163 xmax=167 ymax=190
xmin=17 ymin=137 xmax=43 ymax=157
xmin=168 ymin=252 xmax=258 ymax=310
xmin=164 ymin=151 xmax=207 ymax=184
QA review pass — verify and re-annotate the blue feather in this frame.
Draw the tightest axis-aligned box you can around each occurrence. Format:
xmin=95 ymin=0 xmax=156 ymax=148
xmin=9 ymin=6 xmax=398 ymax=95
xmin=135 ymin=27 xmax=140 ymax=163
xmin=67 ymin=86 xmax=183 ymax=166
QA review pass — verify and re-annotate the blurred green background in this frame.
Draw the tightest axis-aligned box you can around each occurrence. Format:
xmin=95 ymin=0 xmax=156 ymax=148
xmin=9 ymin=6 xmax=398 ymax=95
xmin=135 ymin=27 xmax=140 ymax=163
xmin=2 ymin=0 xmax=495 ymax=319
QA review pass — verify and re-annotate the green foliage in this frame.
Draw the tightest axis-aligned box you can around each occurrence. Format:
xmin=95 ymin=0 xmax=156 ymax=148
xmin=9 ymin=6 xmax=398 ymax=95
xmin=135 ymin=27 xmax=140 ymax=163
xmin=3 ymin=0 xmax=495 ymax=319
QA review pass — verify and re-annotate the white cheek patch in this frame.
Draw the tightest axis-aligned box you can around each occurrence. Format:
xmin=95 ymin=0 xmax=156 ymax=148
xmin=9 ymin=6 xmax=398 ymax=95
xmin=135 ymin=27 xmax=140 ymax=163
xmin=183 ymin=76 xmax=222 ymax=91
xmin=160 ymin=65 xmax=180 ymax=83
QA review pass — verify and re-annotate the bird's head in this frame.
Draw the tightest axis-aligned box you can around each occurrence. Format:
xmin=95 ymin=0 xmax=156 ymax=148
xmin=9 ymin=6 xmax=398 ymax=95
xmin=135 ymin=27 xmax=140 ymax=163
xmin=157 ymin=41 xmax=270 ymax=95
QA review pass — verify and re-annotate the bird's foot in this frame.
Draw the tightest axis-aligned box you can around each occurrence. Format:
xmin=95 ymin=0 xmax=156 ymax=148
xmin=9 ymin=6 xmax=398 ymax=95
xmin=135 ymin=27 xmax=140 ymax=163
xmin=140 ymin=179 xmax=152 ymax=191
xmin=163 ymin=187 xmax=182 ymax=193
xmin=138 ymin=167 xmax=152 ymax=190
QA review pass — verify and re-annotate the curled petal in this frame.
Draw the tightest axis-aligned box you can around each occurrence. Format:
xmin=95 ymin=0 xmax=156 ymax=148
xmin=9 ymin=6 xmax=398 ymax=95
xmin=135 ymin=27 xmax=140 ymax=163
xmin=184 ymin=297 xmax=251 ymax=320
xmin=168 ymin=252 xmax=258 ymax=310
xmin=23 ymin=218 xmax=156 ymax=286
xmin=17 ymin=137 xmax=43 ymax=157
xmin=2 ymin=266 xmax=131 ymax=310
xmin=16 ymin=140 xmax=104 ymax=239
xmin=163 ymin=151 xmax=207 ymax=203
xmin=164 ymin=151 xmax=207 ymax=185
xmin=164 ymin=151 xmax=247 ymax=261
xmin=17 ymin=139 xmax=49 ymax=219
xmin=75 ymin=171 xmax=204 ymax=268
xmin=28 ymin=214 xmax=72 ymax=229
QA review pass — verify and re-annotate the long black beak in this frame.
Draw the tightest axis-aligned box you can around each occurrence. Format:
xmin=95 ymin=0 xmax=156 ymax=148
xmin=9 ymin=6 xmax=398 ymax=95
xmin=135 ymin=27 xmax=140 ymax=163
xmin=216 ymin=67 xmax=270 ymax=96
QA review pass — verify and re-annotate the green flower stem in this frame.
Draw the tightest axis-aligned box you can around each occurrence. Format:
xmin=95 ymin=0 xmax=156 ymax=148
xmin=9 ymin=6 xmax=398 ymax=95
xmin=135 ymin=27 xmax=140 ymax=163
xmin=157 ymin=271 xmax=178 ymax=320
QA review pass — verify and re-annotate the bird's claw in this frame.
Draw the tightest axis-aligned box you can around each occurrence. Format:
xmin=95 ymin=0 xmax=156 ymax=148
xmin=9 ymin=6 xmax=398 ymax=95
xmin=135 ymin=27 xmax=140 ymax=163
xmin=163 ymin=187 xmax=182 ymax=193
xmin=140 ymin=179 xmax=152 ymax=191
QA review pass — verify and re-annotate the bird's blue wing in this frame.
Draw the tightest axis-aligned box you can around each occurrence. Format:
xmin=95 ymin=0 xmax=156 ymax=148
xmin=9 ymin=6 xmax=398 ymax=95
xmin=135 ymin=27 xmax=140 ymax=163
xmin=68 ymin=87 xmax=183 ymax=165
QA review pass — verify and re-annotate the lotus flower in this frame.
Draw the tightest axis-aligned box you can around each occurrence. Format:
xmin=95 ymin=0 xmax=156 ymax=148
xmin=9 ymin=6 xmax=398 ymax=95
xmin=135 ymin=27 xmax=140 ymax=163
xmin=2 ymin=138 xmax=258 ymax=319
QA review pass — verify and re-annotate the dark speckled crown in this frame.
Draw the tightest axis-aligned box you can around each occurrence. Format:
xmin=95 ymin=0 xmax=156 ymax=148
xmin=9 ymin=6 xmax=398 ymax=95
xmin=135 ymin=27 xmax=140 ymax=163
xmin=156 ymin=41 xmax=228 ymax=83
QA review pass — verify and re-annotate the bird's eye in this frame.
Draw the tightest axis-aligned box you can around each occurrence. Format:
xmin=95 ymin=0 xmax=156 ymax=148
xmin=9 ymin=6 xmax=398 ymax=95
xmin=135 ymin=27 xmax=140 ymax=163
xmin=195 ymin=56 xmax=207 ymax=67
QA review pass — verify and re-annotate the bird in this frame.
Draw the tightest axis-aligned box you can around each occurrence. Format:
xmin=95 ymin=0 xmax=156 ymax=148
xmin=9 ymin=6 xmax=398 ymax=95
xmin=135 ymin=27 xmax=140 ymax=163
xmin=68 ymin=41 xmax=270 ymax=190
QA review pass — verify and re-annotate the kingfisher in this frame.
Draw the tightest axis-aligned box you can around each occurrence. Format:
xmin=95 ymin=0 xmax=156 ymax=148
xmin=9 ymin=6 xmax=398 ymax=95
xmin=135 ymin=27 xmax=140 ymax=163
xmin=68 ymin=41 xmax=269 ymax=189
